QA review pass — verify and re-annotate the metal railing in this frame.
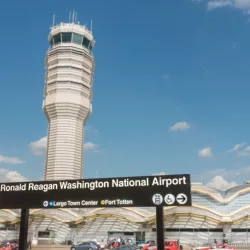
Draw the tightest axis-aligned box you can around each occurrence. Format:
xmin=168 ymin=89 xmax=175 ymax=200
xmin=191 ymin=242 xmax=250 ymax=250
xmin=228 ymin=243 xmax=250 ymax=249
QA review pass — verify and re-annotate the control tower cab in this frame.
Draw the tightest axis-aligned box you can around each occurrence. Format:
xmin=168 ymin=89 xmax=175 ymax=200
xmin=43 ymin=21 xmax=95 ymax=180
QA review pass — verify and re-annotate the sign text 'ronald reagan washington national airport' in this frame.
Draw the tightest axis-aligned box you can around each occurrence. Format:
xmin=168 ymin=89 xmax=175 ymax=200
xmin=0 ymin=175 xmax=192 ymax=209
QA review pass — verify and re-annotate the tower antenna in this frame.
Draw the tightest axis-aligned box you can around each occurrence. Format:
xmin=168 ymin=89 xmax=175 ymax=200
xmin=52 ymin=14 xmax=55 ymax=26
xmin=75 ymin=12 xmax=77 ymax=23
xmin=91 ymin=20 xmax=93 ymax=33
xmin=69 ymin=11 xmax=71 ymax=22
xmin=72 ymin=11 xmax=75 ymax=23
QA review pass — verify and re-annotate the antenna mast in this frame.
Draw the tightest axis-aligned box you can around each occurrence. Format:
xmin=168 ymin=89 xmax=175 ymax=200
xmin=52 ymin=14 xmax=55 ymax=26
xmin=72 ymin=11 xmax=75 ymax=23
xmin=69 ymin=11 xmax=71 ymax=22
xmin=91 ymin=20 xmax=93 ymax=33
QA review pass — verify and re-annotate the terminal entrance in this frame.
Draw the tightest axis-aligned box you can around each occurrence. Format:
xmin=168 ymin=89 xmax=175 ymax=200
xmin=151 ymin=227 xmax=224 ymax=244
xmin=107 ymin=232 xmax=145 ymax=244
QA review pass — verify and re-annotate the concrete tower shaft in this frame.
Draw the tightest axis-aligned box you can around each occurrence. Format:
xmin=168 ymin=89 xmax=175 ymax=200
xmin=43 ymin=22 xmax=95 ymax=180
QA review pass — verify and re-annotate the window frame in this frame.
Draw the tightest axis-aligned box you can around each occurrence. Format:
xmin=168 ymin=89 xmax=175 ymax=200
xmin=50 ymin=32 xmax=93 ymax=51
xmin=53 ymin=33 xmax=62 ymax=44
xmin=72 ymin=33 xmax=83 ymax=45
xmin=38 ymin=231 xmax=50 ymax=238
xmin=61 ymin=32 xmax=72 ymax=43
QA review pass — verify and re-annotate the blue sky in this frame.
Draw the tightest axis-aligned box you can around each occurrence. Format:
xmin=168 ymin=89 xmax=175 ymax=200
xmin=1 ymin=0 xmax=250 ymax=190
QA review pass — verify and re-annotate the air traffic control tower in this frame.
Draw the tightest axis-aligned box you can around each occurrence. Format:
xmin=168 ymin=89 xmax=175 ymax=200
xmin=43 ymin=19 xmax=95 ymax=180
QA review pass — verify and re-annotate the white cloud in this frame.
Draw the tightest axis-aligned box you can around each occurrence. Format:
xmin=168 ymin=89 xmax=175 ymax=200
xmin=197 ymin=0 xmax=250 ymax=12
xmin=162 ymin=74 xmax=169 ymax=81
xmin=0 ymin=155 xmax=24 ymax=164
xmin=226 ymin=143 xmax=250 ymax=157
xmin=207 ymin=0 xmax=233 ymax=10
xmin=0 ymin=168 xmax=26 ymax=182
xmin=206 ymin=175 xmax=237 ymax=191
xmin=152 ymin=172 xmax=167 ymax=176
xmin=29 ymin=137 xmax=47 ymax=156
xmin=198 ymin=147 xmax=212 ymax=157
xmin=227 ymin=143 xmax=245 ymax=153
xmin=238 ymin=146 xmax=250 ymax=156
xmin=84 ymin=142 xmax=101 ymax=152
xmin=29 ymin=137 xmax=100 ymax=156
xmin=193 ymin=166 xmax=250 ymax=183
xmin=234 ymin=0 xmax=250 ymax=8
xmin=168 ymin=122 xmax=191 ymax=132
xmin=235 ymin=166 xmax=250 ymax=175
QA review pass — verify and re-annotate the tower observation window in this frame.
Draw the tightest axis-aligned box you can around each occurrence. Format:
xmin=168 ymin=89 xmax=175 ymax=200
xmin=50 ymin=33 xmax=92 ymax=51
xmin=49 ymin=38 xmax=54 ymax=46
xmin=82 ymin=37 xmax=90 ymax=48
xmin=72 ymin=33 xmax=83 ymax=45
xmin=53 ymin=33 xmax=61 ymax=44
xmin=62 ymin=33 xmax=72 ymax=42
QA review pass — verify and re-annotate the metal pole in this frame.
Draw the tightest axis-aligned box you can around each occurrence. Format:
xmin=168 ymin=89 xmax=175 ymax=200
xmin=19 ymin=209 xmax=29 ymax=250
xmin=207 ymin=219 xmax=209 ymax=244
xmin=156 ymin=206 xmax=164 ymax=250
xmin=247 ymin=219 xmax=248 ymax=244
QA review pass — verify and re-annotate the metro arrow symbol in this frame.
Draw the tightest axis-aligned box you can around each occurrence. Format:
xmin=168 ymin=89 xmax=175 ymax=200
xmin=177 ymin=195 xmax=186 ymax=202
xmin=176 ymin=193 xmax=187 ymax=204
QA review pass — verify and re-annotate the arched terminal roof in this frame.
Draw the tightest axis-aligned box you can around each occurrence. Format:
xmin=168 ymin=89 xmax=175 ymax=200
xmin=191 ymin=183 xmax=250 ymax=203
xmin=0 ymin=209 xmax=19 ymax=223
xmin=81 ymin=207 xmax=152 ymax=220
xmin=2 ymin=183 xmax=250 ymax=225
xmin=30 ymin=208 xmax=81 ymax=222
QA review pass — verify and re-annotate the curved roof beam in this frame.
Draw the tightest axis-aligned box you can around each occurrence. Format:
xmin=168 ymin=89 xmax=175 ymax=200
xmin=192 ymin=187 xmax=250 ymax=203
xmin=163 ymin=204 xmax=250 ymax=218
xmin=1 ymin=209 xmax=19 ymax=217
xmin=163 ymin=204 xmax=221 ymax=217
xmin=147 ymin=212 xmax=250 ymax=225
xmin=83 ymin=207 xmax=153 ymax=218
xmin=147 ymin=212 xmax=220 ymax=224
xmin=29 ymin=213 xmax=71 ymax=223
xmin=144 ymin=204 xmax=250 ymax=222
xmin=74 ymin=213 xmax=144 ymax=224
xmin=30 ymin=208 xmax=81 ymax=218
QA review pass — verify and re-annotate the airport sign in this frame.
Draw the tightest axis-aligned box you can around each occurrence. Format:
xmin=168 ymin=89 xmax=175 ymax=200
xmin=0 ymin=174 xmax=192 ymax=209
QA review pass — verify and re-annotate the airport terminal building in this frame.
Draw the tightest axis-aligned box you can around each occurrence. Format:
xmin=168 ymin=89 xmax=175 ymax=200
xmin=0 ymin=182 xmax=250 ymax=245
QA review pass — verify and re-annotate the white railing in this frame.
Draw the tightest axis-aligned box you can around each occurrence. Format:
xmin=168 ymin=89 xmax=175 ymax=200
xmin=229 ymin=243 xmax=250 ymax=249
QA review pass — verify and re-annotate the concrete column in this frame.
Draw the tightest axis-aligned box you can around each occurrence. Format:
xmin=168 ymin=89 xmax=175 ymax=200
xmin=223 ymin=223 xmax=232 ymax=243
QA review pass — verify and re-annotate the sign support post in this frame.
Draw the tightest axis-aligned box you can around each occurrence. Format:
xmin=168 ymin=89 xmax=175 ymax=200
xmin=156 ymin=206 xmax=164 ymax=250
xmin=19 ymin=208 xmax=29 ymax=250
